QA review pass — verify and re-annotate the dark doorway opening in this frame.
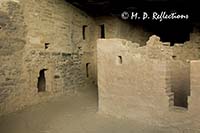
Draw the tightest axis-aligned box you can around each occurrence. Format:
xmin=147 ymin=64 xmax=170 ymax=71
xmin=170 ymin=62 xmax=190 ymax=109
xmin=37 ymin=69 xmax=47 ymax=92
xmin=82 ymin=25 xmax=88 ymax=40
xmin=86 ymin=63 xmax=90 ymax=78
xmin=174 ymin=91 xmax=188 ymax=108
xmin=100 ymin=24 xmax=105 ymax=38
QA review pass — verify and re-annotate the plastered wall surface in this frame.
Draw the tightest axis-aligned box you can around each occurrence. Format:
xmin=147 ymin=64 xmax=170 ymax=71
xmin=97 ymin=37 xmax=200 ymax=125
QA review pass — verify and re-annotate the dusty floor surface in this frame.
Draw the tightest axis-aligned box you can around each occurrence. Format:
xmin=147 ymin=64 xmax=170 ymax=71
xmin=0 ymin=84 xmax=199 ymax=133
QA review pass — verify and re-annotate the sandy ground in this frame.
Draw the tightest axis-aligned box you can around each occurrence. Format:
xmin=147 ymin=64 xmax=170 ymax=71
xmin=0 ymin=84 xmax=199 ymax=133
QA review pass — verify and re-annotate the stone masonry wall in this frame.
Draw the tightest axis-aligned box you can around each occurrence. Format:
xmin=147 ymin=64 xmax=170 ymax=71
xmin=22 ymin=0 xmax=95 ymax=92
xmin=190 ymin=60 xmax=200 ymax=113
xmin=97 ymin=36 xmax=200 ymax=124
xmin=97 ymin=38 xmax=169 ymax=122
xmin=0 ymin=0 xmax=152 ymax=116
xmin=0 ymin=0 xmax=98 ymax=116
xmin=0 ymin=0 xmax=27 ymax=114
xmin=93 ymin=16 xmax=151 ymax=83
xmin=95 ymin=16 xmax=150 ymax=45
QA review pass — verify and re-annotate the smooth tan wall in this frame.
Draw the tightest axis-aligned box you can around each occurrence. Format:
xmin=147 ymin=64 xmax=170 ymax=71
xmin=97 ymin=38 xmax=200 ymax=125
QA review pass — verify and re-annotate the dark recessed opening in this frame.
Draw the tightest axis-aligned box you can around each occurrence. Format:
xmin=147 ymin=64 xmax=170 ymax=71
xmin=86 ymin=63 xmax=90 ymax=78
xmin=45 ymin=43 xmax=50 ymax=49
xmin=37 ymin=69 xmax=47 ymax=92
xmin=117 ymin=56 xmax=122 ymax=64
xmin=172 ymin=55 xmax=177 ymax=59
xmin=170 ymin=63 xmax=190 ymax=110
xmin=144 ymin=21 xmax=192 ymax=46
xmin=170 ymin=42 xmax=175 ymax=46
xmin=82 ymin=25 xmax=87 ymax=40
xmin=54 ymin=75 xmax=60 ymax=79
xmin=174 ymin=91 xmax=188 ymax=109
xmin=100 ymin=24 xmax=105 ymax=38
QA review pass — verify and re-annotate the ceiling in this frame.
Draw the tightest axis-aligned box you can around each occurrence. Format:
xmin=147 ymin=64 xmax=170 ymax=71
xmin=66 ymin=0 xmax=199 ymax=21
xmin=65 ymin=0 xmax=199 ymax=43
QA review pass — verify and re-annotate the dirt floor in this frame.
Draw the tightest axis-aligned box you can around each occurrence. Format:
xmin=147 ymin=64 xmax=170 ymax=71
xmin=0 ymin=83 xmax=199 ymax=133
